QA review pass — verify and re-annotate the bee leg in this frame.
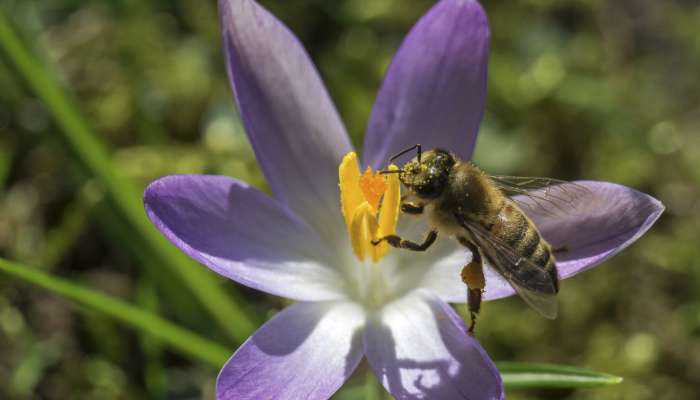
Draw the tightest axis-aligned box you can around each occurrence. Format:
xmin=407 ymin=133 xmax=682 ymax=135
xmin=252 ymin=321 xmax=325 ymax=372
xmin=553 ymin=245 xmax=568 ymax=254
xmin=371 ymin=229 xmax=437 ymax=251
xmin=467 ymin=288 xmax=482 ymax=334
xmin=459 ymin=240 xmax=485 ymax=335
xmin=400 ymin=201 xmax=424 ymax=215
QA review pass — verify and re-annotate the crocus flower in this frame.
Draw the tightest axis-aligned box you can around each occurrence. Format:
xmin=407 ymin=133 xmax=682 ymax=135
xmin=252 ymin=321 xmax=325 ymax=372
xmin=143 ymin=0 xmax=664 ymax=399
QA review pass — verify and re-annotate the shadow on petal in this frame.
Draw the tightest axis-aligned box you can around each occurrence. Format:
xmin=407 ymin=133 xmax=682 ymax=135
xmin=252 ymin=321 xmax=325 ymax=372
xmin=217 ymin=301 xmax=365 ymax=400
xmin=365 ymin=292 xmax=503 ymax=400
xmin=249 ymin=303 xmax=332 ymax=356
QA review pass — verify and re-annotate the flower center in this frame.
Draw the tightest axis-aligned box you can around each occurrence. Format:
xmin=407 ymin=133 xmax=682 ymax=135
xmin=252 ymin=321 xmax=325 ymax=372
xmin=338 ymin=152 xmax=400 ymax=263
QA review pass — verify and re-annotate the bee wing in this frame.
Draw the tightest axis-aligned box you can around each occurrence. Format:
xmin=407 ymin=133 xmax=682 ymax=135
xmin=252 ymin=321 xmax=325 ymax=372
xmin=509 ymin=282 xmax=558 ymax=319
xmin=489 ymin=175 xmax=592 ymax=217
xmin=460 ymin=218 xmax=559 ymax=319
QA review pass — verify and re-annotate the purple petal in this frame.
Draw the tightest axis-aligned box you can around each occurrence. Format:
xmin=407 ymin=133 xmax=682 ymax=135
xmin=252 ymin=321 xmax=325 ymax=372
xmin=217 ymin=301 xmax=365 ymax=400
xmin=365 ymin=291 xmax=503 ymax=400
xmin=363 ymin=0 xmax=490 ymax=169
xmin=144 ymin=175 xmax=347 ymax=301
xmin=390 ymin=224 xmax=467 ymax=304
xmin=484 ymin=181 xmax=664 ymax=300
xmin=219 ymin=0 xmax=351 ymax=239
xmin=407 ymin=244 xmax=467 ymax=304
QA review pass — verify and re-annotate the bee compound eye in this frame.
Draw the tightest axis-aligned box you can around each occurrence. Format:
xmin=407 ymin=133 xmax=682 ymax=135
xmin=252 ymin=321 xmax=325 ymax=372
xmin=425 ymin=170 xmax=452 ymax=198
xmin=416 ymin=179 xmax=440 ymax=198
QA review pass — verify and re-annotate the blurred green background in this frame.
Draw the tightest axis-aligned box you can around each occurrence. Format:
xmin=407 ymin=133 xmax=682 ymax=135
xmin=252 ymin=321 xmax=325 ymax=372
xmin=0 ymin=0 xmax=698 ymax=399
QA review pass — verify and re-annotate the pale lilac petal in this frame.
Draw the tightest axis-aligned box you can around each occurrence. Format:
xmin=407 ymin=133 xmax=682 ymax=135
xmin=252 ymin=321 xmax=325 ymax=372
xmin=365 ymin=291 xmax=503 ymax=400
xmin=144 ymin=175 xmax=346 ymax=301
xmin=219 ymin=0 xmax=351 ymax=240
xmin=401 ymin=248 xmax=510 ymax=304
xmin=390 ymin=222 xmax=467 ymax=303
xmin=364 ymin=0 xmax=490 ymax=169
xmin=484 ymin=181 xmax=664 ymax=300
xmin=407 ymin=245 xmax=468 ymax=304
xmin=217 ymin=301 xmax=365 ymax=400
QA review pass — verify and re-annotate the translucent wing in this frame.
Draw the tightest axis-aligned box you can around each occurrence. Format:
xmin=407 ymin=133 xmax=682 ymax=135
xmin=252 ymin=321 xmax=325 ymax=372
xmin=489 ymin=175 xmax=592 ymax=217
xmin=510 ymin=283 xmax=558 ymax=319
xmin=459 ymin=218 xmax=559 ymax=319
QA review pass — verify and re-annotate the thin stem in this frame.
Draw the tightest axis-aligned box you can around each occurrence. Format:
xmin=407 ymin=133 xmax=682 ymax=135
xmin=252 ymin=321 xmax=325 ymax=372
xmin=0 ymin=257 xmax=230 ymax=368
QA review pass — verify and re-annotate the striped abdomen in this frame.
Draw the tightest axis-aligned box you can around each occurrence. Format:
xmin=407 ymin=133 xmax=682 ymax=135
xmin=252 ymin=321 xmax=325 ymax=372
xmin=484 ymin=199 xmax=559 ymax=293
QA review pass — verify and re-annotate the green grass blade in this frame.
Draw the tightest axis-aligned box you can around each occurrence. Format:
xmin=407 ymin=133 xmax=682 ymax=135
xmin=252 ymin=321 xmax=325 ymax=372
xmin=0 ymin=257 xmax=230 ymax=368
xmin=497 ymin=361 xmax=623 ymax=389
xmin=0 ymin=9 xmax=256 ymax=342
xmin=0 ymin=138 xmax=13 ymax=189
xmin=94 ymin=203 xmax=207 ymax=325
xmin=138 ymin=278 xmax=168 ymax=399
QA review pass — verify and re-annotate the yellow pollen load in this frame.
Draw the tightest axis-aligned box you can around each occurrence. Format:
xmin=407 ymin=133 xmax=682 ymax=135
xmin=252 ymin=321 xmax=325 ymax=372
xmin=339 ymin=152 xmax=400 ymax=263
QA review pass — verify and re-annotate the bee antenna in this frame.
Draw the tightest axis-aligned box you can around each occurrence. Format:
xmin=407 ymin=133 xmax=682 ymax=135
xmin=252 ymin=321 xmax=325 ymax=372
xmin=389 ymin=144 xmax=422 ymax=164
xmin=379 ymin=169 xmax=404 ymax=175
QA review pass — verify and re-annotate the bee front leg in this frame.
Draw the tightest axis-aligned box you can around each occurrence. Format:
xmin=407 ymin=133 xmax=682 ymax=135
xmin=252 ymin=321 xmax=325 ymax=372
xmin=400 ymin=201 xmax=424 ymax=215
xmin=371 ymin=229 xmax=437 ymax=251
xmin=459 ymin=239 xmax=485 ymax=335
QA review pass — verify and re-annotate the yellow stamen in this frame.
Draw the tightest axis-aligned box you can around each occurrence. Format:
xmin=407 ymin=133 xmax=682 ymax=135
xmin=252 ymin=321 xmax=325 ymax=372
xmin=350 ymin=202 xmax=379 ymax=262
xmin=339 ymin=152 xmax=364 ymax=230
xmin=338 ymin=152 xmax=400 ymax=263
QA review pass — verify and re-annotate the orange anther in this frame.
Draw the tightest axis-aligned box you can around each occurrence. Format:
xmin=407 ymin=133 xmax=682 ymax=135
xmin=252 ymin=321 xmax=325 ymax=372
xmin=359 ymin=167 xmax=387 ymax=210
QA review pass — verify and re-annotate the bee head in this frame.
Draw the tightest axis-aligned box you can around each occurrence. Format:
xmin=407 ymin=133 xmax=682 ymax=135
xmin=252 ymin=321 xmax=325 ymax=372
xmin=397 ymin=148 xmax=455 ymax=199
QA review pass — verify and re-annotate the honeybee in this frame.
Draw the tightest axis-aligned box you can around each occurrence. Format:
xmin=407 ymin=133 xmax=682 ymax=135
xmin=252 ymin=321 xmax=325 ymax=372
xmin=373 ymin=145 xmax=588 ymax=333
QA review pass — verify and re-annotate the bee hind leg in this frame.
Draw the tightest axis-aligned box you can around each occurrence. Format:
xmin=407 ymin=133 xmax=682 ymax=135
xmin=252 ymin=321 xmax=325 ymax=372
xmin=467 ymin=288 xmax=482 ymax=334
xmin=459 ymin=239 xmax=485 ymax=335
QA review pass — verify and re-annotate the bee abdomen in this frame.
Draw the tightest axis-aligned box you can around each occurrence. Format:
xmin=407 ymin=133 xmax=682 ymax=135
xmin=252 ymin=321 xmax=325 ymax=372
xmin=529 ymin=239 xmax=559 ymax=293
xmin=487 ymin=202 xmax=527 ymax=248
xmin=488 ymin=202 xmax=559 ymax=293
